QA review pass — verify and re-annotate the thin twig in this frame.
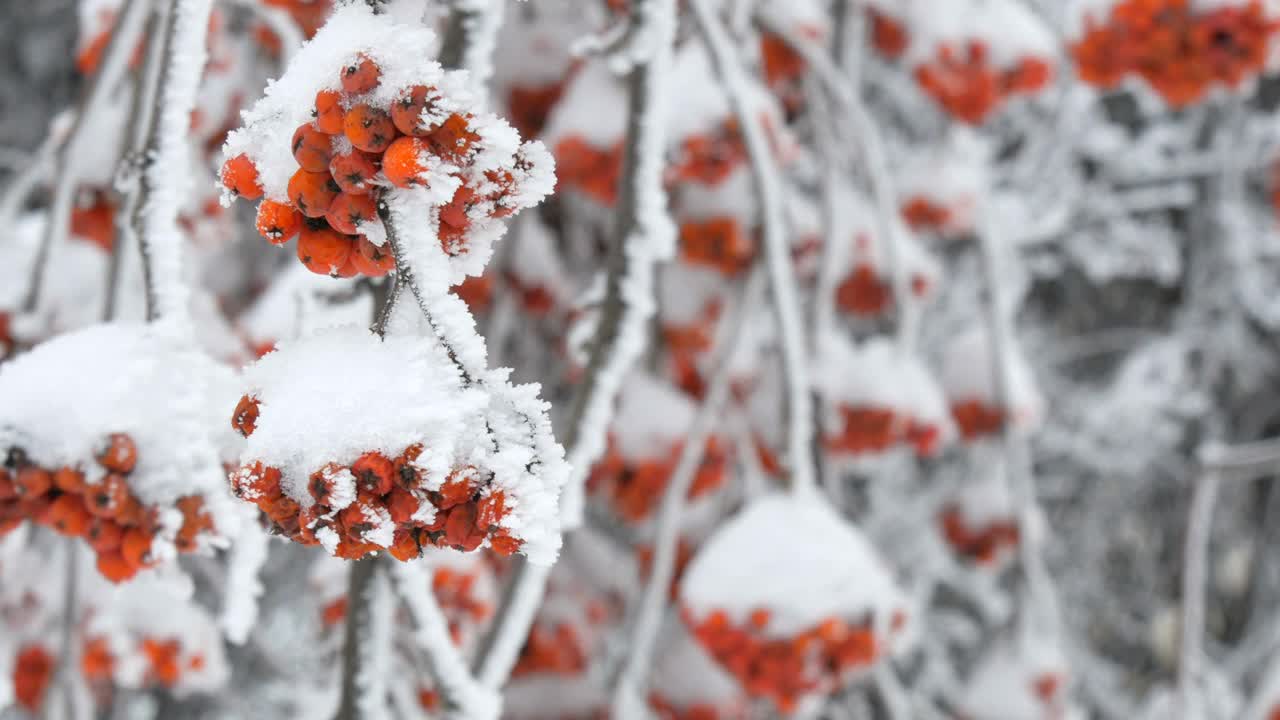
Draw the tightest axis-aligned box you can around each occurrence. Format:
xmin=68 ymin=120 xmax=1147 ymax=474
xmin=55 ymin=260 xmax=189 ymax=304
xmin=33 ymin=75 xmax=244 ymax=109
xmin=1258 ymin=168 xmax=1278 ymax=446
xmin=473 ymin=0 xmax=677 ymax=685
xmin=1177 ymin=469 xmax=1220 ymax=720
xmin=333 ymin=558 xmax=383 ymax=720
xmin=690 ymin=0 xmax=816 ymax=494
xmin=24 ymin=0 xmax=151 ymax=314
xmin=611 ymin=269 xmax=765 ymax=715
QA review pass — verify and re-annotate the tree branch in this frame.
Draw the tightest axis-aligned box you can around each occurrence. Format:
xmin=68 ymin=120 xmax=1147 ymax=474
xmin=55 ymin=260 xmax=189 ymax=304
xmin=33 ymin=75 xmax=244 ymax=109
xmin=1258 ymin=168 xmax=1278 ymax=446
xmin=689 ymin=0 xmax=816 ymax=495
xmin=333 ymin=558 xmax=386 ymax=720
xmin=22 ymin=0 xmax=150 ymax=315
xmin=610 ymin=269 xmax=764 ymax=715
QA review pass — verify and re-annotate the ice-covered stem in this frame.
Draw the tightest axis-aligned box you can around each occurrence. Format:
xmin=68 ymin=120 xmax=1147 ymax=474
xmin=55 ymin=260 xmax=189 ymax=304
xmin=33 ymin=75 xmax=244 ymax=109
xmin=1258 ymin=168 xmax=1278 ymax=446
xmin=975 ymin=211 xmax=1059 ymax=639
xmin=334 ymin=558 xmax=387 ymax=720
xmin=390 ymin=562 xmax=501 ymax=720
xmin=43 ymin=540 xmax=79 ymax=720
xmin=132 ymin=0 xmax=213 ymax=328
xmin=474 ymin=0 xmax=677 ymax=685
xmin=762 ymin=16 xmax=921 ymax=351
xmin=1177 ymin=468 xmax=1219 ymax=720
xmin=438 ymin=0 xmax=505 ymax=92
xmin=21 ymin=0 xmax=150 ymax=314
xmin=559 ymin=0 xmax=676 ymax=525
xmin=612 ymin=269 xmax=765 ymax=717
xmin=689 ymin=0 xmax=816 ymax=495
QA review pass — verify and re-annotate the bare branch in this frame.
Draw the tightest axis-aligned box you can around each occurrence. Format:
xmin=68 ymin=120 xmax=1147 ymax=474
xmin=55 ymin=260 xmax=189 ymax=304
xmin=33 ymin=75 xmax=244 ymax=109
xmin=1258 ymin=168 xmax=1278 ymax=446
xmin=689 ymin=0 xmax=816 ymax=494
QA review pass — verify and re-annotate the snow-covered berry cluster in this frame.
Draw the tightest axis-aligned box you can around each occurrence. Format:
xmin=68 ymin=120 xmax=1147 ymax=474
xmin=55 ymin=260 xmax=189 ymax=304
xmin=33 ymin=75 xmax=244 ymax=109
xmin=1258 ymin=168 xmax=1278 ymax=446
xmin=0 ymin=324 xmax=240 ymax=583
xmin=1072 ymin=0 xmax=1279 ymax=107
xmin=221 ymin=4 xmax=554 ymax=284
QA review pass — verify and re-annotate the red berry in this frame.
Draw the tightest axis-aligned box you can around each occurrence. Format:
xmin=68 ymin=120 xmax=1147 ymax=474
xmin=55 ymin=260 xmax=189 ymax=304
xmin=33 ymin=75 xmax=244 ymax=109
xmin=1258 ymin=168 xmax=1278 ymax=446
xmin=313 ymin=89 xmax=345 ymax=134
xmin=325 ymin=192 xmax=378 ymax=235
xmin=292 ymin=123 xmax=334 ymax=173
xmin=391 ymin=85 xmax=439 ymax=136
xmin=288 ymin=169 xmax=341 ymax=218
xmin=220 ymin=154 xmax=263 ymax=199
xmin=255 ymin=200 xmax=302 ymax=245
xmin=329 ymin=149 xmax=379 ymax=195
xmin=343 ymin=104 xmax=397 ymax=153
xmin=341 ymin=54 xmax=381 ymax=94
xmin=297 ymin=224 xmax=354 ymax=275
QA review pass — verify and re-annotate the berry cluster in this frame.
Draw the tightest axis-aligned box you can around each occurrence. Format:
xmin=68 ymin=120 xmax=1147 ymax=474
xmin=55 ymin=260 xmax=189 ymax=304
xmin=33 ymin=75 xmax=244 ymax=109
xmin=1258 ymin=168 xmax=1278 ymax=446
xmin=670 ymin=119 xmax=749 ymax=187
xmin=869 ymin=9 xmax=909 ymax=59
xmin=679 ymin=219 xmax=755 ymax=276
xmin=81 ymin=635 xmax=206 ymax=690
xmin=508 ymin=80 xmax=570 ymax=139
xmin=70 ymin=190 xmax=118 ymax=253
xmin=822 ymin=405 xmax=942 ymax=457
xmin=835 ymin=264 xmax=930 ymax=317
xmin=588 ymin=436 xmax=729 ymax=523
xmin=512 ymin=622 xmax=588 ymax=677
xmin=554 ymin=136 xmax=624 ymax=206
xmin=232 ymin=396 xmax=518 ymax=560
xmin=938 ymin=505 xmax=1019 ymax=565
xmin=683 ymin=607 xmax=884 ymax=714
xmin=222 ymin=54 xmax=537 ymax=277
xmin=914 ymin=41 xmax=1052 ymax=124
xmin=950 ymin=399 xmax=1006 ymax=440
xmin=431 ymin=564 xmax=494 ymax=645
xmin=11 ymin=644 xmax=53 ymax=713
xmin=1072 ymin=0 xmax=1278 ymax=107
xmin=0 ymin=435 xmax=214 ymax=583
xmin=900 ymin=195 xmax=954 ymax=234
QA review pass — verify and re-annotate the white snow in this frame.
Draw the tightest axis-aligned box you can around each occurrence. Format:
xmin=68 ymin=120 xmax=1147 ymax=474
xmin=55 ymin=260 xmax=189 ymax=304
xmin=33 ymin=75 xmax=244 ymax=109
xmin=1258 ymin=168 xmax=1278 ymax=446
xmin=940 ymin=325 xmax=1045 ymax=432
xmin=680 ymin=493 xmax=902 ymax=638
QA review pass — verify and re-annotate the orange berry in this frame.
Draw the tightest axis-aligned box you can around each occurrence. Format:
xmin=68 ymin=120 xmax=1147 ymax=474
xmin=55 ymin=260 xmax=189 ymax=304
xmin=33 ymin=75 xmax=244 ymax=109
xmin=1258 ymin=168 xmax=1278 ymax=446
xmin=13 ymin=644 xmax=54 ymax=711
xmin=391 ymin=85 xmax=439 ymax=136
xmin=351 ymin=452 xmax=395 ymax=496
xmin=287 ymin=169 xmax=341 ymax=218
xmin=313 ymin=89 xmax=345 ymax=134
xmin=255 ymin=200 xmax=302 ymax=245
xmin=297 ymin=224 xmax=354 ymax=275
xmin=330 ymin=149 xmax=380 ymax=195
xmin=97 ymin=433 xmax=138 ymax=473
xmin=333 ymin=253 xmax=361 ymax=278
xmin=382 ymin=136 xmax=429 ymax=188
xmin=47 ymin=494 xmax=91 ymax=537
xmin=490 ymin=533 xmax=521 ymax=556
xmin=53 ymin=466 xmax=85 ymax=493
xmin=386 ymin=486 xmax=420 ymax=524
xmin=428 ymin=113 xmax=479 ymax=162
xmin=351 ymin=236 xmax=395 ymax=277
xmin=440 ymin=185 xmax=475 ymax=230
xmin=232 ymin=394 xmax=260 ymax=437
xmin=85 ymin=474 xmax=131 ymax=518
xmin=476 ymin=489 xmax=506 ymax=530
xmin=121 ymin=527 xmax=154 ymax=568
xmin=81 ymin=637 xmax=115 ymax=681
xmin=96 ymin=550 xmax=137 ymax=582
xmin=220 ymin=154 xmax=263 ymax=200
xmin=343 ymin=104 xmax=397 ymax=153
xmin=325 ymin=192 xmax=378 ymax=235
xmin=388 ymin=527 xmax=422 ymax=561
xmin=340 ymin=54 xmax=381 ymax=94
xmin=87 ymin=518 xmax=124 ymax=553
xmin=293 ymin=123 xmax=334 ymax=173
xmin=14 ymin=466 xmax=53 ymax=498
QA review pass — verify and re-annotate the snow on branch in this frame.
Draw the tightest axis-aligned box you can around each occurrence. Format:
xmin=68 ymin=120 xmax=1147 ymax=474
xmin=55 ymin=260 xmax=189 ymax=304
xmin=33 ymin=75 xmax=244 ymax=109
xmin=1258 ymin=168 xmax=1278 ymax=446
xmin=390 ymin=560 xmax=500 ymax=720
xmin=688 ymin=0 xmax=816 ymax=495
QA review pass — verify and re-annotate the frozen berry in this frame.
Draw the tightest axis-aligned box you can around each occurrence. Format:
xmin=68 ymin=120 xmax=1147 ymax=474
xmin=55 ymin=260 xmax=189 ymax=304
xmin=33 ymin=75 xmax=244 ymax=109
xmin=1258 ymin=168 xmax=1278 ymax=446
xmin=297 ymin=224 xmax=354 ymax=275
xmin=382 ymin=136 xmax=430 ymax=188
xmin=220 ymin=154 xmax=263 ymax=200
xmin=343 ymin=104 xmax=397 ymax=153
xmin=256 ymin=200 xmax=302 ymax=245
xmin=293 ymin=123 xmax=334 ymax=173
xmin=330 ymin=149 xmax=379 ymax=195
xmin=352 ymin=236 xmax=395 ymax=277
xmin=341 ymin=54 xmax=381 ymax=94
xmin=391 ymin=85 xmax=439 ymax=136
xmin=313 ymin=89 xmax=345 ymax=134
xmin=96 ymin=433 xmax=137 ymax=473
xmin=288 ymin=169 xmax=341 ymax=218
xmin=325 ymin=192 xmax=378 ymax=235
